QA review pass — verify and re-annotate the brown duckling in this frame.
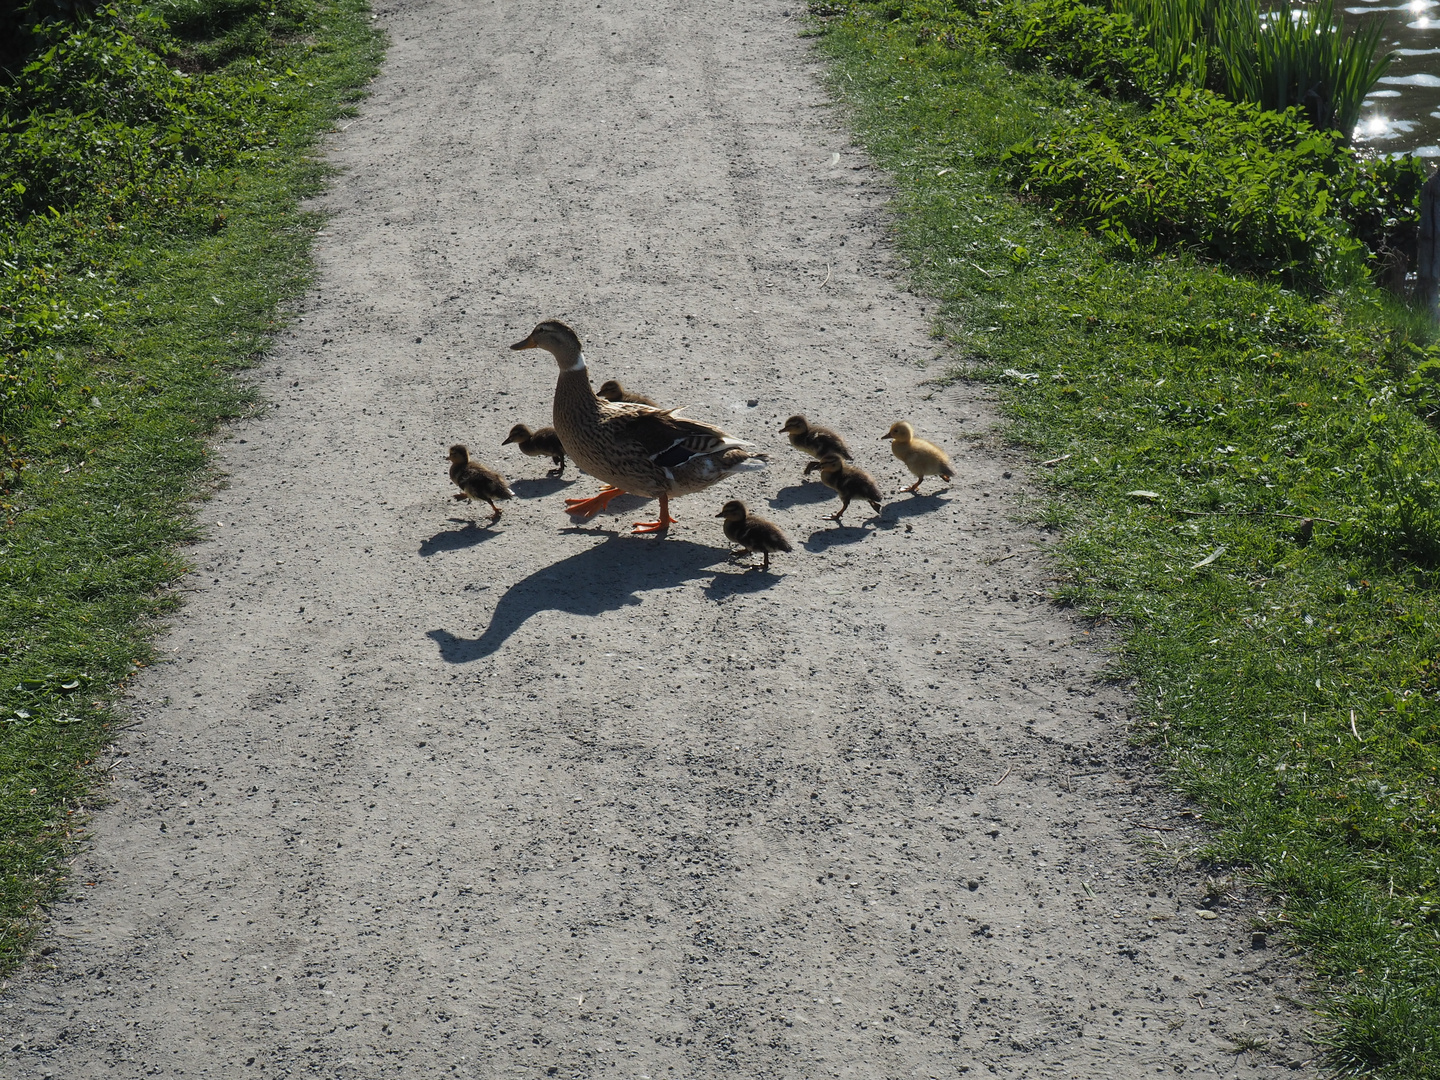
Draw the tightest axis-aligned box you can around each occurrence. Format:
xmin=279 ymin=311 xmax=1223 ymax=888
xmin=779 ymin=414 xmax=852 ymax=476
xmin=882 ymin=420 xmax=953 ymax=494
xmin=716 ymin=499 xmax=792 ymax=570
xmin=447 ymin=444 xmax=513 ymax=522
xmin=512 ymin=320 xmax=767 ymax=534
xmin=817 ymin=451 xmax=883 ymax=522
xmin=501 ymin=423 xmax=567 ymax=476
xmin=596 ymin=379 xmax=660 ymax=407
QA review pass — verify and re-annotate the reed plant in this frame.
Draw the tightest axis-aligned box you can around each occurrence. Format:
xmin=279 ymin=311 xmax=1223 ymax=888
xmin=1118 ymin=0 xmax=1393 ymax=138
xmin=1113 ymin=0 xmax=1218 ymax=89
xmin=1217 ymin=0 xmax=1392 ymax=138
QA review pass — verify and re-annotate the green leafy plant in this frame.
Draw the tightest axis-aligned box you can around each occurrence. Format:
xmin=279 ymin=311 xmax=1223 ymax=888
xmin=1003 ymin=87 xmax=1366 ymax=285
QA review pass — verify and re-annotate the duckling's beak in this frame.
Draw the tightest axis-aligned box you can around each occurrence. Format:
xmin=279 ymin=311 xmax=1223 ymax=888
xmin=500 ymin=435 xmax=516 ymax=445
xmin=509 ymin=334 xmax=537 ymax=351
xmin=881 ymin=433 xmax=894 ymax=440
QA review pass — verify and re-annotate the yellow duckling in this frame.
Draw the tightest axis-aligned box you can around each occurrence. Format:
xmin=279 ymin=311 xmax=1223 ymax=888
xmin=817 ymin=451 xmax=883 ymax=522
xmin=511 ymin=320 xmax=767 ymax=534
xmin=501 ymin=423 xmax=567 ymax=476
xmin=596 ymin=379 xmax=660 ymax=407
xmin=779 ymin=414 xmax=852 ymax=476
xmin=447 ymin=444 xmax=513 ymax=522
xmin=882 ymin=421 xmax=952 ymax=494
xmin=716 ymin=499 xmax=792 ymax=570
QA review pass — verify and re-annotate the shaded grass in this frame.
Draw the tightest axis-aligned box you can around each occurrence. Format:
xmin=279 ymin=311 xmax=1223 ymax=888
xmin=816 ymin=7 xmax=1440 ymax=1076
xmin=0 ymin=0 xmax=381 ymax=972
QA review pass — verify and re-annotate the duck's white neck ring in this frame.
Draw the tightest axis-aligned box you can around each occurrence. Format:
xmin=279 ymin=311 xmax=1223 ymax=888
xmin=560 ymin=352 xmax=587 ymax=372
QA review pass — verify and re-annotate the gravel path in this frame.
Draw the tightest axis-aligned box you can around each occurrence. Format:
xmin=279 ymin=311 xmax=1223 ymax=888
xmin=2 ymin=1 xmax=1318 ymax=1076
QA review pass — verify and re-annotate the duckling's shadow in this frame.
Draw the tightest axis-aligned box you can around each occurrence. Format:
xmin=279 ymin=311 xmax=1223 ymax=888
xmin=511 ymin=475 xmax=575 ymax=499
xmin=419 ymin=519 xmax=501 ymax=556
xmin=875 ymin=491 xmax=950 ymax=526
xmin=704 ymin=564 xmax=784 ymax=600
xmin=767 ymin=479 xmax=836 ymax=510
xmin=427 ymin=535 xmax=728 ymax=661
xmin=803 ymin=522 xmax=875 ymax=551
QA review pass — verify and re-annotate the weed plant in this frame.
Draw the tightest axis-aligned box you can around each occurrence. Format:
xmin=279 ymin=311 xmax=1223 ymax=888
xmin=888 ymin=0 xmax=1423 ymax=284
xmin=0 ymin=0 xmax=380 ymax=971
xmin=816 ymin=4 xmax=1439 ymax=1075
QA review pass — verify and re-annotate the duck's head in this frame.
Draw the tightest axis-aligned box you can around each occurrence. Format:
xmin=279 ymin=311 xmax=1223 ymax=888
xmin=817 ymin=451 xmax=845 ymax=468
xmin=882 ymin=421 xmax=914 ymax=442
xmin=596 ymin=379 xmax=624 ymax=401
xmin=715 ymin=499 xmax=748 ymax=520
xmin=501 ymin=424 xmax=532 ymax=445
xmin=779 ymin=414 xmax=809 ymax=436
xmin=447 ymin=444 xmax=470 ymax=464
xmin=511 ymin=320 xmax=584 ymax=370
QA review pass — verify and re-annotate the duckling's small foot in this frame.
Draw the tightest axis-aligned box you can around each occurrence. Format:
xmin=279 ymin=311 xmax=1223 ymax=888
xmin=632 ymin=494 xmax=676 ymax=534
xmin=565 ymin=485 xmax=624 ymax=518
xmin=903 ymin=479 xmax=924 ymax=494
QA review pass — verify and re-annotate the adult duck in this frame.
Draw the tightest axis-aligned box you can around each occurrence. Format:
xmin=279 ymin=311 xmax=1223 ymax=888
xmin=510 ymin=320 xmax=766 ymax=533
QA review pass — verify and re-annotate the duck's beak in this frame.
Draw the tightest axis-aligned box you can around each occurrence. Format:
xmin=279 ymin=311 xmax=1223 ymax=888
xmin=500 ymin=435 xmax=516 ymax=445
xmin=715 ymin=510 xmax=726 ymax=518
xmin=510 ymin=333 xmax=537 ymax=351
xmin=880 ymin=433 xmax=894 ymax=440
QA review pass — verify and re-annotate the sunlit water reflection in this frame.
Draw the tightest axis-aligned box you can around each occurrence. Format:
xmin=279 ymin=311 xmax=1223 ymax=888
xmin=1349 ymin=0 xmax=1440 ymax=155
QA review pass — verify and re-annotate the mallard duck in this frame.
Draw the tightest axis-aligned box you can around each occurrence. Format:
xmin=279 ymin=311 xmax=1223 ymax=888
xmin=597 ymin=379 xmax=660 ymax=407
xmin=779 ymin=414 xmax=852 ymax=476
xmin=501 ymin=423 xmax=567 ymax=476
xmin=447 ymin=444 xmax=513 ymax=522
xmin=716 ymin=499 xmax=792 ymax=570
xmin=882 ymin=420 xmax=953 ymax=494
xmin=817 ymin=451 xmax=883 ymax=522
xmin=511 ymin=320 xmax=767 ymax=533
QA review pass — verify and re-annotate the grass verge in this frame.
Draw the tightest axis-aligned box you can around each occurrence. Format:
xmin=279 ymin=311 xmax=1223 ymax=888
xmin=0 ymin=0 xmax=381 ymax=973
xmin=814 ymin=6 xmax=1439 ymax=1076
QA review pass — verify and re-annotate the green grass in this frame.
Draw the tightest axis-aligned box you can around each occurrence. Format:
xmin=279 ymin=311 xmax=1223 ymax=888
xmin=0 ymin=0 xmax=381 ymax=972
xmin=815 ymin=5 xmax=1439 ymax=1076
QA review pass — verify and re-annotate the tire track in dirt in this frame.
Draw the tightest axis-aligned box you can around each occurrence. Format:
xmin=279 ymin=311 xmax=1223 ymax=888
xmin=2 ymin=1 xmax=1317 ymax=1077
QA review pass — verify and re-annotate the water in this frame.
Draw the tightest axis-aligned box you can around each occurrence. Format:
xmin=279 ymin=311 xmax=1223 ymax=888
xmin=1348 ymin=0 xmax=1440 ymax=156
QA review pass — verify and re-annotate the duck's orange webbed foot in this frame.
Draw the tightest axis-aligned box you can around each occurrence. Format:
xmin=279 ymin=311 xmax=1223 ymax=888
xmin=632 ymin=494 xmax=676 ymax=534
xmin=564 ymin=485 xmax=625 ymax=518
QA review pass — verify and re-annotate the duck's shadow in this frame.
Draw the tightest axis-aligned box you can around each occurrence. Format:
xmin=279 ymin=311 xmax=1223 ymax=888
xmin=875 ymin=491 xmax=950 ymax=525
xmin=767 ymin=479 xmax=835 ymax=510
xmin=804 ymin=522 xmax=875 ymax=551
xmin=428 ymin=535 xmax=729 ymax=661
xmin=703 ymin=563 xmax=784 ymax=599
xmin=419 ymin=519 xmax=501 ymax=556
xmin=511 ymin=475 xmax=576 ymax=499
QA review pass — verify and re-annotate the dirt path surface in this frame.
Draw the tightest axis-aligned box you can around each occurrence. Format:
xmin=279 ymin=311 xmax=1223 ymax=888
xmin=3 ymin=1 xmax=1318 ymax=1076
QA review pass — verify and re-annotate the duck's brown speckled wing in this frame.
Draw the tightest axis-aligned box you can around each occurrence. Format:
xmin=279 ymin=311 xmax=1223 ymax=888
xmin=598 ymin=405 xmax=742 ymax=473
